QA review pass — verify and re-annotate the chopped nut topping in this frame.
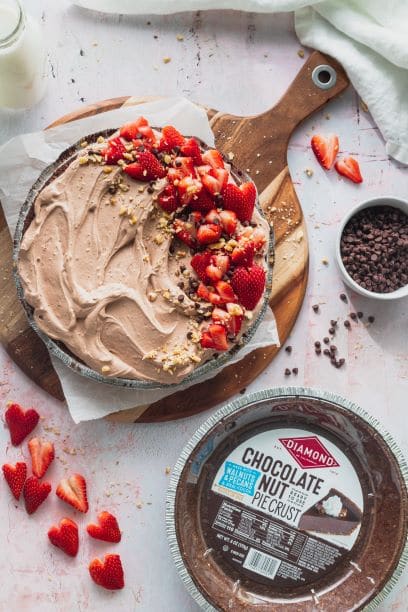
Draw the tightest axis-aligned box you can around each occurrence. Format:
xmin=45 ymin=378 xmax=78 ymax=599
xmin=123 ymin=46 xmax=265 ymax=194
xmin=163 ymin=56 xmax=171 ymax=64
xmin=109 ymin=197 xmax=117 ymax=205
xmin=103 ymin=166 xmax=113 ymax=174
xmin=162 ymin=290 xmax=171 ymax=300
xmin=163 ymin=154 xmax=172 ymax=165
xmin=129 ymin=215 xmax=138 ymax=225
xmin=97 ymin=136 xmax=105 ymax=144
xmin=148 ymin=292 xmax=157 ymax=302
xmin=123 ymin=152 xmax=134 ymax=162
xmin=101 ymin=365 xmax=111 ymax=374
xmin=176 ymin=34 xmax=184 ymax=41
xmin=154 ymin=234 xmax=165 ymax=245
xmin=78 ymin=156 xmax=89 ymax=165
xmin=190 ymin=355 xmax=201 ymax=363
xmin=80 ymin=141 xmax=88 ymax=148
xmin=119 ymin=206 xmax=127 ymax=216
xmin=119 ymin=183 xmax=130 ymax=192
xmin=228 ymin=152 xmax=235 ymax=161
xmin=297 ymin=49 xmax=305 ymax=58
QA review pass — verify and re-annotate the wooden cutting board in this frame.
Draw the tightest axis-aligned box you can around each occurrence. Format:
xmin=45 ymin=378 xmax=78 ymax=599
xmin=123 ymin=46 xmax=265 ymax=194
xmin=0 ymin=51 xmax=348 ymax=423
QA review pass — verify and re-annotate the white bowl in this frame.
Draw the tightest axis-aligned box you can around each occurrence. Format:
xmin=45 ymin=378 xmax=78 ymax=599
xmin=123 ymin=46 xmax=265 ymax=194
xmin=335 ymin=196 xmax=408 ymax=301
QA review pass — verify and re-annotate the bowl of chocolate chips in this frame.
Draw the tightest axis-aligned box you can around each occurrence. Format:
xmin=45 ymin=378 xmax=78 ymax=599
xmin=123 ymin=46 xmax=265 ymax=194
xmin=336 ymin=196 xmax=408 ymax=300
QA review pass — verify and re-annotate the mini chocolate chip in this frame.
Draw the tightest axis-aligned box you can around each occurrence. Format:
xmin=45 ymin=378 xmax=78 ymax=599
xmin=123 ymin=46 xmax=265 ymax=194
xmin=323 ymin=349 xmax=330 ymax=356
xmin=368 ymin=315 xmax=375 ymax=323
xmin=285 ymin=346 xmax=292 ymax=354
xmin=323 ymin=337 xmax=329 ymax=344
xmin=315 ymin=348 xmax=321 ymax=355
xmin=178 ymin=295 xmax=184 ymax=302
xmin=338 ymin=358 xmax=345 ymax=367
xmin=357 ymin=311 xmax=363 ymax=319
xmin=180 ymin=265 xmax=186 ymax=272
xmin=177 ymin=281 xmax=185 ymax=289
xmin=340 ymin=293 xmax=348 ymax=302
xmin=344 ymin=320 xmax=351 ymax=328
xmin=312 ymin=304 xmax=319 ymax=312
xmin=350 ymin=312 xmax=357 ymax=320
xmin=186 ymin=332 xmax=193 ymax=340
xmin=175 ymin=160 xmax=182 ymax=167
xmin=330 ymin=345 xmax=337 ymax=353
xmin=328 ymin=327 xmax=335 ymax=335
xmin=314 ymin=341 xmax=321 ymax=349
xmin=284 ymin=368 xmax=291 ymax=376
xmin=194 ymin=303 xmax=200 ymax=309
xmin=330 ymin=320 xmax=338 ymax=327
xmin=239 ymin=388 xmax=247 ymax=395
xmin=292 ymin=368 xmax=298 ymax=375
xmin=147 ymin=186 xmax=154 ymax=194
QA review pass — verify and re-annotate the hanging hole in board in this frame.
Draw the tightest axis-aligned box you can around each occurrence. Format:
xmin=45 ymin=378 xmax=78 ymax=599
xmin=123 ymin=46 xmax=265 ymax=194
xmin=312 ymin=65 xmax=337 ymax=90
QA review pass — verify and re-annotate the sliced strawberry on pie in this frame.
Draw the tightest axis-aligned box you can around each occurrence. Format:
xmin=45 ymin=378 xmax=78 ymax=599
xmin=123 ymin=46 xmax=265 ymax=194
xmin=219 ymin=210 xmax=238 ymax=235
xmin=197 ymin=223 xmax=222 ymax=246
xmin=190 ymin=188 xmax=215 ymax=214
xmin=231 ymin=241 xmax=255 ymax=266
xmin=158 ymin=125 xmax=185 ymax=152
xmin=311 ymin=133 xmax=339 ymax=170
xmin=177 ymin=176 xmax=202 ymax=205
xmin=173 ymin=156 xmax=195 ymax=177
xmin=158 ymin=184 xmax=180 ymax=213
xmin=173 ymin=219 xmax=196 ymax=248
xmin=180 ymin=137 xmax=203 ymax=165
xmin=2 ymin=461 xmax=27 ymax=500
xmin=28 ymin=437 xmax=55 ymax=478
xmin=48 ymin=518 xmax=79 ymax=557
xmin=200 ymin=323 xmax=228 ymax=351
xmin=191 ymin=251 xmax=212 ymax=282
xmin=56 ymin=473 xmax=89 ymax=513
xmin=223 ymin=182 xmax=256 ymax=222
xmin=202 ymin=149 xmax=225 ymax=169
xmin=335 ymin=156 xmax=363 ymax=183
xmin=215 ymin=280 xmax=237 ymax=303
xmin=102 ymin=137 xmax=126 ymax=164
xmin=124 ymin=151 xmax=166 ymax=181
xmin=197 ymin=282 xmax=223 ymax=305
xmin=119 ymin=116 xmax=149 ymax=141
xmin=202 ymin=168 xmax=229 ymax=196
xmin=212 ymin=305 xmax=243 ymax=337
xmin=231 ymin=264 xmax=266 ymax=310
xmin=205 ymin=254 xmax=230 ymax=282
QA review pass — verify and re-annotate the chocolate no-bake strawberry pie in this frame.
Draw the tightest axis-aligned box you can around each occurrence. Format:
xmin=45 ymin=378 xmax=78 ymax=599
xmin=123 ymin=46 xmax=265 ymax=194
xmin=16 ymin=117 xmax=272 ymax=384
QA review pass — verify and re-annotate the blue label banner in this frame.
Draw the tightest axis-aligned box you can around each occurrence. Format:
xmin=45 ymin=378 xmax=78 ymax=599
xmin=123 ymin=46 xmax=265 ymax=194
xmin=219 ymin=461 xmax=260 ymax=495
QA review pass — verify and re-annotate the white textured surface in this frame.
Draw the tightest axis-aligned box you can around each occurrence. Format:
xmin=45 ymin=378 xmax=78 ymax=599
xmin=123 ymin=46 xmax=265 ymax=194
xmin=0 ymin=2 xmax=407 ymax=610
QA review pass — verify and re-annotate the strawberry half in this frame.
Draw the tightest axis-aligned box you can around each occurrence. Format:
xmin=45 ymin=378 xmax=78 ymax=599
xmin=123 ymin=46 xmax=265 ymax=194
xmin=158 ymin=184 xmax=180 ymax=213
xmin=119 ymin=116 xmax=149 ymax=141
xmin=335 ymin=156 xmax=363 ymax=183
xmin=311 ymin=133 xmax=339 ymax=170
xmin=231 ymin=241 xmax=255 ymax=267
xmin=124 ymin=151 xmax=166 ymax=181
xmin=205 ymin=254 xmax=230 ymax=282
xmin=212 ymin=306 xmax=243 ymax=337
xmin=2 ymin=461 xmax=27 ymax=500
xmin=5 ymin=403 xmax=39 ymax=446
xmin=216 ymin=280 xmax=237 ymax=303
xmin=28 ymin=437 xmax=55 ymax=478
xmin=56 ymin=473 xmax=89 ymax=513
xmin=89 ymin=554 xmax=125 ymax=591
xmin=48 ymin=518 xmax=79 ymax=557
xmin=103 ymin=137 xmax=126 ymax=164
xmin=202 ymin=168 xmax=228 ymax=196
xmin=191 ymin=251 xmax=212 ymax=282
xmin=23 ymin=476 xmax=51 ymax=515
xmin=223 ymin=182 xmax=256 ymax=223
xmin=173 ymin=219 xmax=196 ymax=248
xmin=177 ymin=176 xmax=202 ymax=205
xmin=180 ymin=138 xmax=203 ymax=165
xmin=173 ymin=156 xmax=194 ymax=177
xmin=159 ymin=125 xmax=185 ymax=151
xmin=87 ymin=511 xmax=121 ymax=543
xmin=190 ymin=188 xmax=215 ymax=214
xmin=231 ymin=265 xmax=266 ymax=310
xmin=197 ymin=223 xmax=222 ymax=246
xmin=197 ymin=283 xmax=223 ymax=305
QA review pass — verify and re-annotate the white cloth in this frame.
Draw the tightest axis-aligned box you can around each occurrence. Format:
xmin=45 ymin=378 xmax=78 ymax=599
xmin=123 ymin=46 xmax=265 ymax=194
xmin=72 ymin=0 xmax=408 ymax=165
xmin=0 ymin=97 xmax=279 ymax=423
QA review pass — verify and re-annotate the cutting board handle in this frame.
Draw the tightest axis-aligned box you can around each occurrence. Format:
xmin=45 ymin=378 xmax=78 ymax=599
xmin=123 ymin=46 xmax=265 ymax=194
xmin=257 ymin=51 xmax=349 ymax=172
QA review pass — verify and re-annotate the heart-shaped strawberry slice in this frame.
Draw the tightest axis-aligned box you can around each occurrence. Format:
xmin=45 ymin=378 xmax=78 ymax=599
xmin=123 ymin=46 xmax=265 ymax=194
xmin=48 ymin=518 xmax=79 ymax=557
xmin=5 ymin=403 xmax=39 ymax=446
xmin=231 ymin=265 xmax=266 ymax=310
xmin=87 ymin=511 xmax=121 ymax=543
xmin=2 ymin=461 xmax=27 ymax=500
xmin=89 ymin=554 xmax=125 ymax=590
xmin=23 ymin=476 xmax=51 ymax=515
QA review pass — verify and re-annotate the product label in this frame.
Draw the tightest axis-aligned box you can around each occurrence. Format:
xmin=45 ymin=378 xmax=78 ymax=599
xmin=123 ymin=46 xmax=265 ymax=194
xmin=206 ymin=427 xmax=364 ymax=587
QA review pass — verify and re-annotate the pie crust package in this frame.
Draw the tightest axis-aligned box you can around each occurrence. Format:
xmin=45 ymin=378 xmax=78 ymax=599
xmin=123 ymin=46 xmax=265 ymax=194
xmin=167 ymin=388 xmax=408 ymax=611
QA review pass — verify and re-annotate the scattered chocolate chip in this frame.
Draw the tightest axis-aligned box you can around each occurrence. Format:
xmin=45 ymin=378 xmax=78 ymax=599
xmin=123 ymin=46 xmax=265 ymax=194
xmin=357 ymin=311 xmax=364 ymax=319
xmin=239 ymin=388 xmax=247 ymax=395
xmin=340 ymin=205 xmax=408 ymax=294
xmin=177 ymin=281 xmax=185 ymax=289
xmin=285 ymin=346 xmax=292 ymax=354
xmin=323 ymin=349 xmax=330 ymax=356
xmin=350 ymin=312 xmax=357 ymax=320
xmin=175 ymin=160 xmax=182 ymax=167
xmin=340 ymin=293 xmax=348 ymax=302
xmin=330 ymin=345 xmax=337 ymax=353
xmin=323 ymin=337 xmax=330 ymax=344
xmin=314 ymin=341 xmax=321 ymax=349
xmin=315 ymin=348 xmax=321 ymax=355
xmin=330 ymin=320 xmax=338 ymax=327
xmin=79 ymin=49 xmax=85 ymax=56
xmin=368 ymin=315 xmax=375 ymax=323
xmin=328 ymin=327 xmax=335 ymax=335
xmin=344 ymin=320 xmax=351 ymax=329
xmin=330 ymin=357 xmax=337 ymax=365
xmin=147 ymin=186 xmax=154 ymax=194
xmin=284 ymin=368 xmax=291 ymax=376
xmin=180 ymin=265 xmax=186 ymax=272
xmin=312 ymin=304 xmax=319 ymax=312
xmin=338 ymin=358 xmax=346 ymax=368
xmin=177 ymin=295 xmax=184 ymax=302
xmin=292 ymin=368 xmax=298 ymax=375
xmin=186 ymin=332 xmax=193 ymax=340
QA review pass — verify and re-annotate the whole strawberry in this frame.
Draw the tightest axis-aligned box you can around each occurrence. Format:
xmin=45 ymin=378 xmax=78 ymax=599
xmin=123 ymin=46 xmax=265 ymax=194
xmin=231 ymin=265 xmax=266 ymax=310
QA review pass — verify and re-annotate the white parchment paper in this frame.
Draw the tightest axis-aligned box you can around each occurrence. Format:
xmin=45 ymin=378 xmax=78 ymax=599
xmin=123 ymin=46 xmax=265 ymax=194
xmin=0 ymin=96 xmax=279 ymax=423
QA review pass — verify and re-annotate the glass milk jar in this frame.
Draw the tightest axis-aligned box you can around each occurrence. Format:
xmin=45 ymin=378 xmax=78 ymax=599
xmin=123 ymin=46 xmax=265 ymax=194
xmin=0 ymin=0 xmax=47 ymax=109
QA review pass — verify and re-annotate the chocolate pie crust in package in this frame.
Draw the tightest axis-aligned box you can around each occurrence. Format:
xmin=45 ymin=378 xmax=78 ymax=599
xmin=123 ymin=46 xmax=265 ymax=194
xmin=166 ymin=388 xmax=408 ymax=611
